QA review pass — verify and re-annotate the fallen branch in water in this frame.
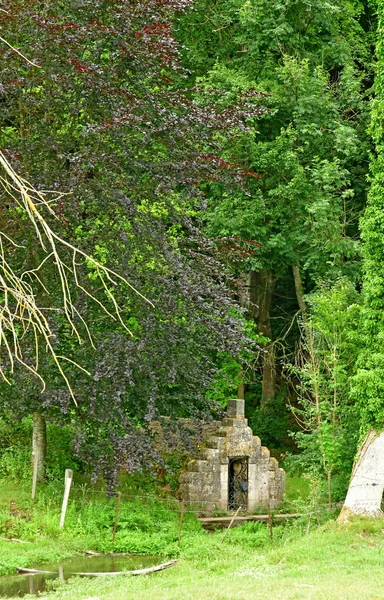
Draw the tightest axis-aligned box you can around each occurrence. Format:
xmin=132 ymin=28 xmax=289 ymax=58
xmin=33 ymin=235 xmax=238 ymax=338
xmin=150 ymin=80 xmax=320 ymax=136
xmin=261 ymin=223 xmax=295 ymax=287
xmin=17 ymin=560 xmax=177 ymax=577
xmin=85 ymin=551 xmax=133 ymax=557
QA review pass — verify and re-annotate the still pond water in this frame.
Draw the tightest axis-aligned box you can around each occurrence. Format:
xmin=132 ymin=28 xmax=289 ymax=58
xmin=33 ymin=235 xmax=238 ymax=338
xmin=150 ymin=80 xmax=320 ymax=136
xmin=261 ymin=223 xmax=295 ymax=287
xmin=0 ymin=554 xmax=161 ymax=597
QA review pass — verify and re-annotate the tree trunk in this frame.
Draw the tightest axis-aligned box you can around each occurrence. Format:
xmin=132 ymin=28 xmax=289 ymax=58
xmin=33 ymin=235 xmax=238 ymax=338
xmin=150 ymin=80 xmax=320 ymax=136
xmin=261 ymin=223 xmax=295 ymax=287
xmin=32 ymin=413 xmax=47 ymax=482
xmin=338 ymin=430 xmax=384 ymax=522
xmin=249 ymin=270 xmax=277 ymax=409
xmin=236 ymin=274 xmax=249 ymax=400
xmin=327 ymin=470 xmax=332 ymax=509
xmin=237 ymin=371 xmax=245 ymax=400
xmin=292 ymin=264 xmax=307 ymax=314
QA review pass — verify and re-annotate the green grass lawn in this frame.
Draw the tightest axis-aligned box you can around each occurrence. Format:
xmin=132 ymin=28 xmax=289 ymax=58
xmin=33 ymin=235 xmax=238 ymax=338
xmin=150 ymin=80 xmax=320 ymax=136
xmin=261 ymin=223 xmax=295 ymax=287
xmin=1 ymin=480 xmax=384 ymax=599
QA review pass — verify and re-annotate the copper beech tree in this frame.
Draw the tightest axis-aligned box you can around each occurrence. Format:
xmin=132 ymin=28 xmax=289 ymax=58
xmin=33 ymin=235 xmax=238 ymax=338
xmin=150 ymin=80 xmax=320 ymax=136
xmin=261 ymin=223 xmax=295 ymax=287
xmin=0 ymin=0 xmax=264 ymax=482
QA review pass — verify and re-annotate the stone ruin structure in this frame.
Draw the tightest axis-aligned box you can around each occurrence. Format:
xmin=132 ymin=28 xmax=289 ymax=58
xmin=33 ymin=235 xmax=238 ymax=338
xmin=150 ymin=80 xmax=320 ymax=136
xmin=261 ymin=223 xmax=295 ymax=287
xmin=179 ymin=399 xmax=285 ymax=512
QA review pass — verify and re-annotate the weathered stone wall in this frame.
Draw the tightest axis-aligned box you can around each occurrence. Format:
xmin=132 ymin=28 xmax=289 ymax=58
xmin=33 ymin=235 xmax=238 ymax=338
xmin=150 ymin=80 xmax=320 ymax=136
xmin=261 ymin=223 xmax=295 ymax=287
xmin=179 ymin=399 xmax=285 ymax=512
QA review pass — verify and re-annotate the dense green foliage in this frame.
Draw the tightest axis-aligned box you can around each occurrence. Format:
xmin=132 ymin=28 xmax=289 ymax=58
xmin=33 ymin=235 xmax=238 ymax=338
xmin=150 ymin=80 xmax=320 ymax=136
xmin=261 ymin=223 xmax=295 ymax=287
xmin=174 ymin=0 xmax=376 ymax=491
xmin=179 ymin=0 xmax=372 ymax=283
xmin=2 ymin=0 xmax=384 ymax=576
xmin=1 ymin=0 xmax=384 ymax=504
xmin=350 ymin=0 xmax=384 ymax=430
xmin=0 ymin=417 xmax=80 ymax=482
xmin=287 ymin=279 xmax=361 ymax=500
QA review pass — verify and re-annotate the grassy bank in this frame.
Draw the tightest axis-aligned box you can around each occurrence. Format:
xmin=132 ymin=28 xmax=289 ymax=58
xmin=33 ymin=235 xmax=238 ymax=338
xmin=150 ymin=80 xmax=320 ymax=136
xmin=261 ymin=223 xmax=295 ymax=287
xmin=39 ymin=521 xmax=384 ymax=600
xmin=1 ymin=480 xmax=384 ymax=599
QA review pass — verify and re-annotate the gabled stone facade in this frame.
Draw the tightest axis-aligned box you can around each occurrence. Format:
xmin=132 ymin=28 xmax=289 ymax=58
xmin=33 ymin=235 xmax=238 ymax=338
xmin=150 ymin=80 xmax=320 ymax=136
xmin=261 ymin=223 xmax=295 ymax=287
xmin=179 ymin=399 xmax=285 ymax=512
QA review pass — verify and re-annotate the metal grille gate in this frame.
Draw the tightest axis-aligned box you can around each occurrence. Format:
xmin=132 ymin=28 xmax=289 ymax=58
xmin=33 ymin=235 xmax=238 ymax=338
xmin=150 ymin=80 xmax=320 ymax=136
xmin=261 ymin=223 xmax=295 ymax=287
xmin=228 ymin=457 xmax=248 ymax=511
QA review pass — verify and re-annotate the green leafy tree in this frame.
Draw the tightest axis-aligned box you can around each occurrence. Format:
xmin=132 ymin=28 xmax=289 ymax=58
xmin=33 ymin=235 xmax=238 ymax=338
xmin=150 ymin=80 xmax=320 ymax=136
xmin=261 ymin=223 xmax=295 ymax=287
xmin=288 ymin=279 xmax=361 ymax=504
xmin=178 ymin=0 xmax=372 ymax=411
xmin=340 ymin=0 xmax=384 ymax=520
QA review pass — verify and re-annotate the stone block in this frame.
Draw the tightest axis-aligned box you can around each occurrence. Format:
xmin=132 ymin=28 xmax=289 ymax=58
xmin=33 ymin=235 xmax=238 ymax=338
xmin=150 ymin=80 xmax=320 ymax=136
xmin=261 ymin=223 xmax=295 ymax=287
xmin=179 ymin=473 xmax=189 ymax=484
xmin=269 ymin=457 xmax=278 ymax=470
xmin=200 ymin=448 xmax=219 ymax=461
xmin=196 ymin=460 xmax=214 ymax=473
xmin=226 ymin=399 xmax=245 ymax=418
xmin=219 ymin=453 xmax=229 ymax=464
xmin=222 ymin=417 xmax=235 ymax=427
xmin=232 ymin=418 xmax=248 ymax=428
xmin=261 ymin=446 xmax=270 ymax=459
xmin=187 ymin=461 xmax=200 ymax=472
xmin=216 ymin=428 xmax=229 ymax=437
xmin=205 ymin=438 xmax=220 ymax=449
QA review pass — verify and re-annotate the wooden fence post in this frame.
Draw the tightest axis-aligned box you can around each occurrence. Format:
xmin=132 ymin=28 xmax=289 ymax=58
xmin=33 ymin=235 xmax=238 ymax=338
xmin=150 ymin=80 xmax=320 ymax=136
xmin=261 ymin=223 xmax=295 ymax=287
xmin=112 ymin=491 xmax=122 ymax=543
xmin=268 ymin=501 xmax=273 ymax=542
xmin=60 ymin=469 xmax=73 ymax=529
xmin=178 ymin=501 xmax=185 ymax=548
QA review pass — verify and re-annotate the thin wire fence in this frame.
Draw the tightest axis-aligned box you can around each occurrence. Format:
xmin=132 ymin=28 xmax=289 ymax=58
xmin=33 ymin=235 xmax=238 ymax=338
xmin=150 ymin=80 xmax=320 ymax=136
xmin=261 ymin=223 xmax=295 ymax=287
xmin=2 ymin=474 xmax=360 ymax=551
xmin=31 ymin=476 xmax=345 ymax=519
xmin=16 ymin=468 xmax=384 ymax=525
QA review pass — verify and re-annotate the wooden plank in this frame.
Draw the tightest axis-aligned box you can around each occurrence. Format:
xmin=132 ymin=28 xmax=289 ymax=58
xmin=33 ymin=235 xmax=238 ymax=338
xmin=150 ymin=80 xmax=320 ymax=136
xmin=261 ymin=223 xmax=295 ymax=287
xmin=199 ymin=512 xmax=302 ymax=524
xmin=0 ymin=537 xmax=31 ymax=543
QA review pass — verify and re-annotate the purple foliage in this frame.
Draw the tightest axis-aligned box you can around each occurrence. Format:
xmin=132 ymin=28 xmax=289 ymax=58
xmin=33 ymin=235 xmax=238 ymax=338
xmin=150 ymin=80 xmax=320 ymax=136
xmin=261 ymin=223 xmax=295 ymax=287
xmin=0 ymin=0 xmax=264 ymax=482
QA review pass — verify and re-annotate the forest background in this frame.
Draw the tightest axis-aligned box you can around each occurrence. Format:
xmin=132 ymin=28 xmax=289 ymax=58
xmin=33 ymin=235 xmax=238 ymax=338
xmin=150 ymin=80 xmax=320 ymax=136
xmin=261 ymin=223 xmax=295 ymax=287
xmin=0 ymin=0 xmax=382 ymax=510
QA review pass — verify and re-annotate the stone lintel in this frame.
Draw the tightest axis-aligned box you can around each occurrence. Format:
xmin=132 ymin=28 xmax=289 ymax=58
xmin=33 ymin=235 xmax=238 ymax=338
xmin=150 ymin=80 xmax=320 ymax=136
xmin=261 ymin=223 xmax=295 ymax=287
xmin=226 ymin=399 xmax=245 ymax=418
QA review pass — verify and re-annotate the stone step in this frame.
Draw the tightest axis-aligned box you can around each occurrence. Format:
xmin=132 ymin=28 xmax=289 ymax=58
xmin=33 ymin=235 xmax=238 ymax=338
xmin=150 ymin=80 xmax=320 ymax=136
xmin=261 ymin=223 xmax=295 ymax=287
xmin=187 ymin=461 xmax=200 ymax=472
xmin=221 ymin=417 xmax=235 ymax=427
xmin=261 ymin=446 xmax=270 ymax=459
xmin=216 ymin=427 xmax=229 ymax=437
xmin=200 ymin=448 xmax=219 ymax=461
xmin=222 ymin=417 xmax=248 ymax=427
xmin=268 ymin=457 xmax=278 ymax=471
xmin=205 ymin=438 xmax=220 ymax=449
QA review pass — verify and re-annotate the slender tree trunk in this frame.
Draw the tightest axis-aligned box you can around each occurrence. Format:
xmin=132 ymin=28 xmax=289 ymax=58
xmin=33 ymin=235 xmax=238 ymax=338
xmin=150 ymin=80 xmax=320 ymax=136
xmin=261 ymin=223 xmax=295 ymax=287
xmin=292 ymin=263 xmax=307 ymax=314
xmin=236 ymin=273 xmax=249 ymax=400
xmin=237 ymin=364 xmax=244 ymax=400
xmin=327 ymin=470 xmax=332 ymax=509
xmin=338 ymin=430 xmax=384 ymax=522
xmin=261 ymin=345 xmax=275 ymax=406
xmin=249 ymin=269 xmax=277 ymax=409
xmin=32 ymin=413 xmax=47 ymax=482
